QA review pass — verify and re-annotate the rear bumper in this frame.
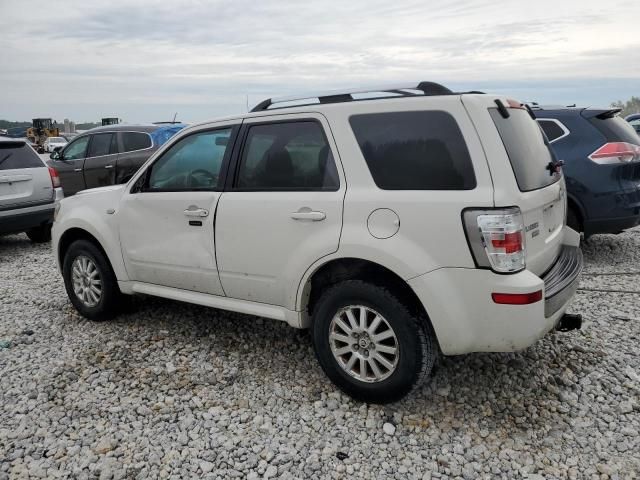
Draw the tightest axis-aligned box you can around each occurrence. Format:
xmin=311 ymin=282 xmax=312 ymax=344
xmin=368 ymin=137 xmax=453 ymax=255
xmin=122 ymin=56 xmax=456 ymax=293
xmin=542 ymin=245 xmax=583 ymax=317
xmin=0 ymin=188 xmax=63 ymax=235
xmin=0 ymin=206 xmax=54 ymax=234
xmin=408 ymin=227 xmax=582 ymax=355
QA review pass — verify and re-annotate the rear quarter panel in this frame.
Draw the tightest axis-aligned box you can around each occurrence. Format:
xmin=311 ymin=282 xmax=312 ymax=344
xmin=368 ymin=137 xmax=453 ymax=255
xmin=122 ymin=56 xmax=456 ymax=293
xmin=462 ymin=96 xmax=565 ymax=275
xmin=317 ymin=96 xmax=494 ymax=281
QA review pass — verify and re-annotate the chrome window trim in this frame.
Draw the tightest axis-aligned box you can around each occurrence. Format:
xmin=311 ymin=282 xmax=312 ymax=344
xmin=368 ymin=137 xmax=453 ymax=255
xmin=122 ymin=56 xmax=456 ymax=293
xmin=536 ymin=118 xmax=570 ymax=144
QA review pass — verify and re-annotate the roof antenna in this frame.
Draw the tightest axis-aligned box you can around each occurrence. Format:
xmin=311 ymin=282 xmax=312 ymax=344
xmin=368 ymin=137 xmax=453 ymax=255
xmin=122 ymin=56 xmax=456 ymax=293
xmin=246 ymin=94 xmax=249 ymax=113
xmin=172 ymin=112 xmax=178 ymax=123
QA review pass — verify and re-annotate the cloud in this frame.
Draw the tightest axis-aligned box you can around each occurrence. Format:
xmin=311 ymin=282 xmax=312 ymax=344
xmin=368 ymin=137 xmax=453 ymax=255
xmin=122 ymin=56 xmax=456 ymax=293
xmin=0 ymin=0 xmax=638 ymax=122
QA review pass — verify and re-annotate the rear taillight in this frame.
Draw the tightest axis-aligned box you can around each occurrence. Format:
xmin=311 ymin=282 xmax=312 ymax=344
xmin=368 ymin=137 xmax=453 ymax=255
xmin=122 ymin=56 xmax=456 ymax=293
xmin=589 ymin=142 xmax=640 ymax=164
xmin=463 ymin=207 xmax=526 ymax=273
xmin=48 ymin=166 xmax=61 ymax=188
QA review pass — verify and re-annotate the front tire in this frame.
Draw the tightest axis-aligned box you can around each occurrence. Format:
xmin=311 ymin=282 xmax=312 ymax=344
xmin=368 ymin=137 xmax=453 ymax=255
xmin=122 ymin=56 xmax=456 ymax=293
xmin=312 ymin=280 xmax=437 ymax=403
xmin=62 ymin=239 xmax=122 ymax=321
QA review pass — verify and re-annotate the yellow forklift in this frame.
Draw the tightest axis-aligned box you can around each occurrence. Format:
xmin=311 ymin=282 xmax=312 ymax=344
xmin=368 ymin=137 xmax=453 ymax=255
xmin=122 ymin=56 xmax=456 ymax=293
xmin=26 ymin=118 xmax=60 ymax=153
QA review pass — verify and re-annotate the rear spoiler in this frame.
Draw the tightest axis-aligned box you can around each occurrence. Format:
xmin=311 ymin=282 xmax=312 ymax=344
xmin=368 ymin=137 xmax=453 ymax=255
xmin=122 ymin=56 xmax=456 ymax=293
xmin=581 ymin=108 xmax=622 ymax=120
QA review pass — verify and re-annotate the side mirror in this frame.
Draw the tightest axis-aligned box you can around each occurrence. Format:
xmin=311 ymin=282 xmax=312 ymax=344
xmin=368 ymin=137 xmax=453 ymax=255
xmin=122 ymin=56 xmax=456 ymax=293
xmin=50 ymin=150 xmax=60 ymax=160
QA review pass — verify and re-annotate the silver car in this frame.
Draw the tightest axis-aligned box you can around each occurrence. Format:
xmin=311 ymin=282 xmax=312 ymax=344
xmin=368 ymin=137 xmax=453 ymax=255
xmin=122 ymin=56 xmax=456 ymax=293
xmin=0 ymin=138 xmax=64 ymax=242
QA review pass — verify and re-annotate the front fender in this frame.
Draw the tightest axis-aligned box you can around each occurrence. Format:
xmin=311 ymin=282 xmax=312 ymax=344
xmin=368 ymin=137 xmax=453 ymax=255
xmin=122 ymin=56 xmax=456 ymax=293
xmin=52 ymin=199 xmax=128 ymax=281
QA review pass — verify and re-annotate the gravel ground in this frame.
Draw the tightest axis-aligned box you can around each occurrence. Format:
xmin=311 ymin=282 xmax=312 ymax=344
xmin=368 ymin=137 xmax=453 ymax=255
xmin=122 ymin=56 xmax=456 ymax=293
xmin=1 ymin=229 xmax=639 ymax=480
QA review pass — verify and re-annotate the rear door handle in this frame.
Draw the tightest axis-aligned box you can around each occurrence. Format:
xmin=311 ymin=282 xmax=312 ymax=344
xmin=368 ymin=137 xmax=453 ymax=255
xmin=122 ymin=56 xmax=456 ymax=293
xmin=74 ymin=168 xmax=82 ymax=172
xmin=291 ymin=208 xmax=326 ymax=221
xmin=184 ymin=206 xmax=209 ymax=217
xmin=104 ymin=165 xmax=114 ymax=169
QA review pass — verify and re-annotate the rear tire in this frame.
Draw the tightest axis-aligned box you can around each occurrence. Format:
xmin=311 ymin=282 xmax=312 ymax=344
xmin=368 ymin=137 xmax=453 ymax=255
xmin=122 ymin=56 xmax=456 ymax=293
xmin=62 ymin=239 xmax=123 ymax=321
xmin=311 ymin=280 xmax=437 ymax=403
xmin=26 ymin=225 xmax=52 ymax=243
xmin=567 ymin=206 xmax=581 ymax=232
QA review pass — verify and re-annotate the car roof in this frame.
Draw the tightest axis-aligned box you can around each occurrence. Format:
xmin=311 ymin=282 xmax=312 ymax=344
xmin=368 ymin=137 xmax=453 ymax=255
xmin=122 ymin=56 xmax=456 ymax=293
xmin=84 ymin=124 xmax=163 ymax=134
xmin=626 ymin=113 xmax=640 ymax=121
xmin=0 ymin=136 xmax=26 ymax=145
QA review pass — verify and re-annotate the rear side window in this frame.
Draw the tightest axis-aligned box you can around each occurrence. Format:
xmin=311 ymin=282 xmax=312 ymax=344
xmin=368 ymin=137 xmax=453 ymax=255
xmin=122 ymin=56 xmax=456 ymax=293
xmin=537 ymin=119 xmax=567 ymax=143
xmin=87 ymin=133 xmax=116 ymax=157
xmin=122 ymin=132 xmax=152 ymax=152
xmin=349 ymin=111 xmax=476 ymax=190
xmin=0 ymin=143 xmax=43 ymax=170
xmin=489 ymin=108 xmax=560 ymax=192
xmin=236 ymin=121 xmax=339 ymax=191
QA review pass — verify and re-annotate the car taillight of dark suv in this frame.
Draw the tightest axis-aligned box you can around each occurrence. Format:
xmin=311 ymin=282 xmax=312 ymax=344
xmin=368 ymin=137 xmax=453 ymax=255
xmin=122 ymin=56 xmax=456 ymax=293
xmin=533 ymin=106 xmax=640 ymax=236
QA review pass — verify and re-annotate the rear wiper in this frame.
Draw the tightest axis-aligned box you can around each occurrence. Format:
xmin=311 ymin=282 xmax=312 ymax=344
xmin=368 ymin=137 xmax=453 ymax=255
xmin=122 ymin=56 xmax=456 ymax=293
xmin=0 ymin=152 xmax=13 ymax=168
xmin=546 ymin=159 xmax=564 ymax=176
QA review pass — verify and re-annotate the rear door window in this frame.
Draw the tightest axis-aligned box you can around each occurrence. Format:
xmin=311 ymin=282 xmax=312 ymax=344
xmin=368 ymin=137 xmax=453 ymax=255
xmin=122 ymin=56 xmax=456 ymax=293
xmin=122 ymin=132 xmax=152 ymax=152
xmin=0 ymin=143 xmax=43 ymax=170
xmin=236 ymin=121 xmax=339 ymax=191
xmin=489 ymin=108 xmax=560 ymax=192
xmin=349 ymin=111 xmax=476 ymax=190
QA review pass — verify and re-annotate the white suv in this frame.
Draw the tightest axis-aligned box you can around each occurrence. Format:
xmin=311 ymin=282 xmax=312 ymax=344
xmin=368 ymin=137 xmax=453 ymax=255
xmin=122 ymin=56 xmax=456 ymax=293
xmin=52 ymin=82 xmax=583 ymax=403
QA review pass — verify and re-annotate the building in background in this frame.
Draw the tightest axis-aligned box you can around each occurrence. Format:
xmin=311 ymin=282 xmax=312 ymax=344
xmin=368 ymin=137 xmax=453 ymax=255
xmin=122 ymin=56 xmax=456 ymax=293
xmin=63 ymin=119 xmax=70 ymax=133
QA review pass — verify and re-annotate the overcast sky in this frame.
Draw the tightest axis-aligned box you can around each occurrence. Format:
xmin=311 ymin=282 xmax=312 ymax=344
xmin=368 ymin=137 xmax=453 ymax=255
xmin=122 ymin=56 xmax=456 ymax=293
xmin=1 ymin=0 xmax=639 ymax=124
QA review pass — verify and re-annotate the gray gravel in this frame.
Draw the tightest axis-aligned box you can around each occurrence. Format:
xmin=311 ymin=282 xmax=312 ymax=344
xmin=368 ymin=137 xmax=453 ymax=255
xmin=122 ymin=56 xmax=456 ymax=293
xmin=1 ymin=229 xmax=639 ymax=479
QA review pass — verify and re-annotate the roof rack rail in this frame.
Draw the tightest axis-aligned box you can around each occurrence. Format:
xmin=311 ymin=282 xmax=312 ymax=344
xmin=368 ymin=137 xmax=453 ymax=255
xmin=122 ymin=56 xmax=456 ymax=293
xmin=250 ymin=81 xmax=466 ymax=112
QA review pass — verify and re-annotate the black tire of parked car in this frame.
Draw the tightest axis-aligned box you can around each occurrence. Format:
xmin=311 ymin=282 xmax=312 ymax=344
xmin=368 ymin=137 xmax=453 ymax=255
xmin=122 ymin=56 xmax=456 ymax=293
xmin=567 ymin=206 xmax=581 ymax=233
xmin=62 ymin=239 xmax=123 ymax=321
xmin=311 ymin=280 xmax=437 ymax=404
xmin=26 ymin=225 xmax=52 ymax=243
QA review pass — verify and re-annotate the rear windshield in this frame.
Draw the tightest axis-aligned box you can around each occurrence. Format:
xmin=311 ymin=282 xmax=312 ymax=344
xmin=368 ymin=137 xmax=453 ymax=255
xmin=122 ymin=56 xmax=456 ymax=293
xmin=589 ymin=115 xmax=640 ymax=144
xmin=489 ymin=108 xmax=560 ymax=192
xmin=0 ymin=143 xmax=44 ymax=170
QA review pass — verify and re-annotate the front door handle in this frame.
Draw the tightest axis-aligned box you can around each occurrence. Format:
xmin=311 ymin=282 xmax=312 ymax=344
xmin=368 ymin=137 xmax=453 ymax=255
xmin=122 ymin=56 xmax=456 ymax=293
xmin=74 ymin=168 xmax=82 ymax=172
xmin=184 ymin=206 xmax=209 ymax=217
xmin=104 ymin=165 xmax=114 ymax=169
xmin=291 ymin=208 xmax=326 ymax=221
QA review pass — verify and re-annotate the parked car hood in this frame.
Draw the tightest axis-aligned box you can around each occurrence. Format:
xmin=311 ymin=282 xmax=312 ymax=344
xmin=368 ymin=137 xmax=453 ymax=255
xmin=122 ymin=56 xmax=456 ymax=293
xmin=75 ymin=184 xmax=126 ymax=196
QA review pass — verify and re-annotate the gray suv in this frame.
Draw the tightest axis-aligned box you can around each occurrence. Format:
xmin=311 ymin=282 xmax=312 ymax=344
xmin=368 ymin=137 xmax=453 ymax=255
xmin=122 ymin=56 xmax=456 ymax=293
xmin=48 ymin=124 xmax=185 ymax=196
xmin=0 ymin=138 xmax=64 ymax=242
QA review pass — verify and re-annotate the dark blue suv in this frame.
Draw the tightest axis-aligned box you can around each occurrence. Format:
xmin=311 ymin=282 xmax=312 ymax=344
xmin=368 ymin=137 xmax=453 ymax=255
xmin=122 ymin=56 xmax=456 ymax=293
xmin=532 ymin=106 xmax=640 ymax=236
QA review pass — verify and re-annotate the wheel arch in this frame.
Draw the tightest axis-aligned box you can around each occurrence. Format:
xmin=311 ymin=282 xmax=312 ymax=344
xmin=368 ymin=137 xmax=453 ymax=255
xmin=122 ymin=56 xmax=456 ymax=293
xmin=566 ymin=193 xmax=585 ymax=231
xmin=297 ymin=257 xmax=440 ymax=349
xmin=57 ymin=227 xmax=123 ymax=280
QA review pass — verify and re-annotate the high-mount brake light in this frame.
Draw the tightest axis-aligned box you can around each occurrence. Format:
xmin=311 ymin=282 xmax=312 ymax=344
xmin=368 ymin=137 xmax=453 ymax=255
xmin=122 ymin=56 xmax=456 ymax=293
xmin=506 ymin=99 xmax=525 ymax=109
xmin=463 ymin=207 xmax=526 ymax=273
xmin=588 ymin=142 xmax=640 ymax=164
xmin=48 ymin=166 xmax=61 ymax=188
